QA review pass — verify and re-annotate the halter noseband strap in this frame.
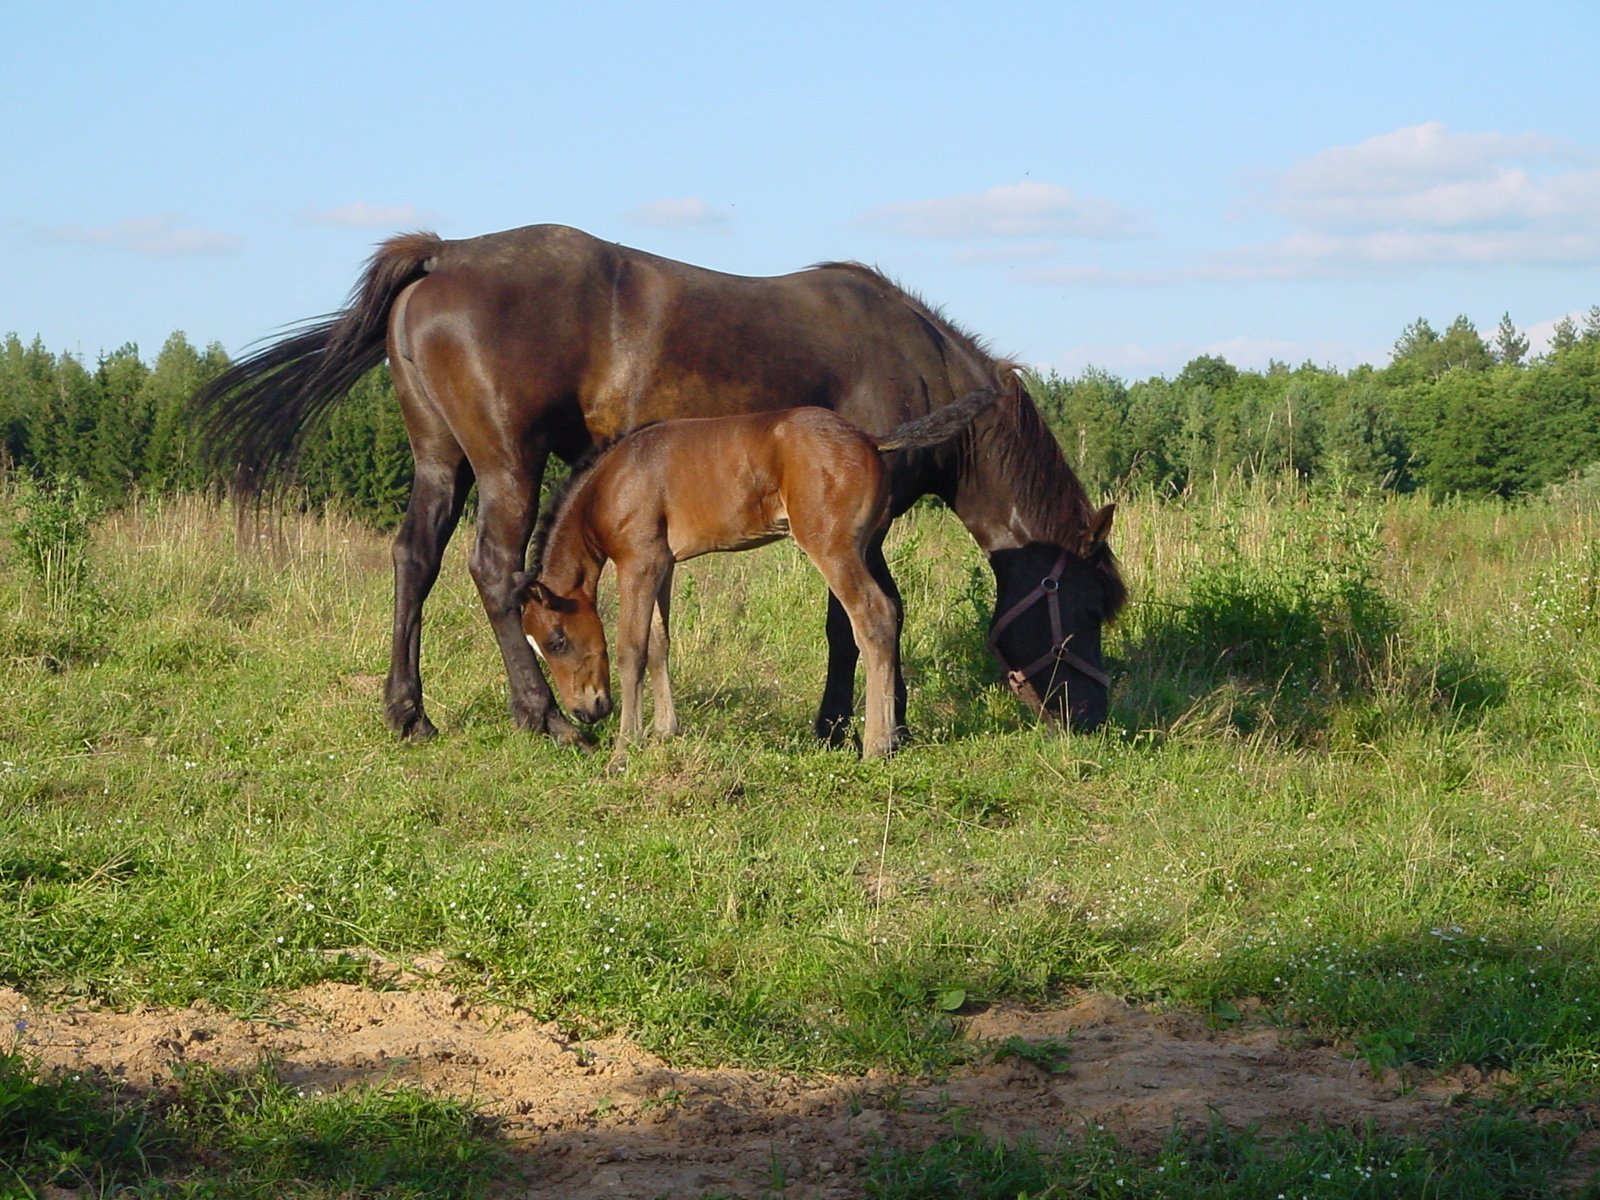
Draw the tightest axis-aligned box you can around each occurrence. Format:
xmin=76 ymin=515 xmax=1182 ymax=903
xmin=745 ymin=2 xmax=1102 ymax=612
xmin=986 ymin=547 xmax=1111 ymax=714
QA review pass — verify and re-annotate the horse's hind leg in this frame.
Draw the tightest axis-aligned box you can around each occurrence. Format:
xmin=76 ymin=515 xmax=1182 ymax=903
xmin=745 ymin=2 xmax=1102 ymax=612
xmin=469 ymin=463 xmax=585 ymax=747
xmin=647 ymin=563 xmax=679 ymax=738
xmin=385 ymin=362 xmax=474 ymax=740
xmin=814 ymin=593 xmax=858 ymax=747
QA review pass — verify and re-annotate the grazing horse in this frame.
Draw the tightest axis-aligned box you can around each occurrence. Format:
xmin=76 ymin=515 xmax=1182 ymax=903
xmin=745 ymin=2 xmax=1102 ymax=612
xmin=191 ymin=224 xmax=1125 ymax=745
xmin=515 ymin=390 xmax=996 ymax=768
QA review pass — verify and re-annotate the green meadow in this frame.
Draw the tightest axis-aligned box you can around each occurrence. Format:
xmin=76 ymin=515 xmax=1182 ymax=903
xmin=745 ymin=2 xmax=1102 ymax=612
xmin=2 ymin=476 xmax=1599 ymax=1196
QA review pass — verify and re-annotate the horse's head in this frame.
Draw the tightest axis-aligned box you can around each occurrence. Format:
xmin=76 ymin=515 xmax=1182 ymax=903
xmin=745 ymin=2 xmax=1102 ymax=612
xmin=513 ymin=572 xmax=613 ymax=724
xmin=986 ymin=504 xmax=1124 ymax=732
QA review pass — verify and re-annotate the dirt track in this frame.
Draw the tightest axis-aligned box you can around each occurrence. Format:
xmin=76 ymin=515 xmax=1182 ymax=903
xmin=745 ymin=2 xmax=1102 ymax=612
xmin=2 ymin=978 xmax=1503 ymax=1198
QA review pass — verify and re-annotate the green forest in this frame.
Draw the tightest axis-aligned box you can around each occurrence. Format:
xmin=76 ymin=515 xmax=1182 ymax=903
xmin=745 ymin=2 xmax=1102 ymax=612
xmin=3 ymin=307 xmax=1599 ymax=526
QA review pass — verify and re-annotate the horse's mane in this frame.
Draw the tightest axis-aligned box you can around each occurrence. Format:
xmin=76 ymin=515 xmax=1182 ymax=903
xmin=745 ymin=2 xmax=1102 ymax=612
xmin=988 ymin=370 xmax=1128 ymax=619
xmin=810 ymin=260 xmax=998 ymax=368
xmin=814 ymin=262 xmax=1126 ymax=618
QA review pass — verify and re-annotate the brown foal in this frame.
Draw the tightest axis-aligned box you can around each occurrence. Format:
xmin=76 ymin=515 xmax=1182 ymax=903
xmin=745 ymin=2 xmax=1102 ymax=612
xmin=515 ymin=391 xmax=994 ymax=768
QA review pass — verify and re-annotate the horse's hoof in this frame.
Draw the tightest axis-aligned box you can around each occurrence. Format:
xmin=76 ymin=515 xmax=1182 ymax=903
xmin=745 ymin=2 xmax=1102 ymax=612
xmin=604 ymin=750 xmax=629 ymax=775
xmin=814 ymin=716 xmax=853 ymax=749
xmin=396 ymin=714 xmax=439 ymax=742
xmin=545 ymin=713 xmax=596 ymax=753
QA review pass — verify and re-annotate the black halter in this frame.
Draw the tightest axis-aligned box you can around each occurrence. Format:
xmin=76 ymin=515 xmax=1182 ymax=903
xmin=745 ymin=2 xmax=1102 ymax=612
xmin=986 ymin=547 xmax=1111 ymax=715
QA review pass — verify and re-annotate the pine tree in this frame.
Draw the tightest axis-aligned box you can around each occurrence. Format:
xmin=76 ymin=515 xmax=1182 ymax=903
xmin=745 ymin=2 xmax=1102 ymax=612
xmin=87 ymin=344 xmax=152 ymax=501
xmin=1492 ymin=313 xmax=1528 ymax=367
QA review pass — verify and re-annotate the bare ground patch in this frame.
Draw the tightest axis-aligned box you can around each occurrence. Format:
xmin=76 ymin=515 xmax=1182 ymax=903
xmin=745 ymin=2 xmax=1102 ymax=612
xmin=1 ymin=979 xmax=1508 ymax=1199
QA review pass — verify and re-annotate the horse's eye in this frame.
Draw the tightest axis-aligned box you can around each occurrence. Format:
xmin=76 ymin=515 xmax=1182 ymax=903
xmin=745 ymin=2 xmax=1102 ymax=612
xmin=547 ymin=632 xmax=569 ymax=655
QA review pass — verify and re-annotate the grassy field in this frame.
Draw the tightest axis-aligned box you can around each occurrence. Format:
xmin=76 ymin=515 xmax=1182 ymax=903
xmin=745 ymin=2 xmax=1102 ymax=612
xmin=2 ymin=476 xmax=1599 ymax=1196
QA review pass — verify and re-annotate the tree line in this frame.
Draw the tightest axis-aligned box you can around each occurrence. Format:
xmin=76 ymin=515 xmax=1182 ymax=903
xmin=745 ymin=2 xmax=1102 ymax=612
xmin=1031 ymin=308 xmax=1600 ymax=500
xmin=3 ymin=309 xmax=1598 ymax=528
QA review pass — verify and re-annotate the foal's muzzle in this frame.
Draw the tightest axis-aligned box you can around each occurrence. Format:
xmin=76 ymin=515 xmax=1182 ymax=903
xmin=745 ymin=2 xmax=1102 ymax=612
xmin=573 ymin=695 xmax=613 ymax=724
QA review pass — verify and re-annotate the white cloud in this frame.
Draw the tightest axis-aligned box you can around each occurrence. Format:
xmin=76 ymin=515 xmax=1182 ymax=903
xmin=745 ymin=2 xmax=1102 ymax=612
xmin=300 ymin=202 xmax=433 ymax=229
xmin=626 ymin=197 xmax=728 ymax=228
xmin=1525 ymin=308 xmax=1594 ymax=356
xmin=42 ymin=215 xmax=241 ymax=257
xmin=861 ymin=182 xmax=1149 ymax=241
xmin=1277 ymin=122 xmax=1584 ymax=210
xmin=1250 ymin=123 xmax=1600 ymax=272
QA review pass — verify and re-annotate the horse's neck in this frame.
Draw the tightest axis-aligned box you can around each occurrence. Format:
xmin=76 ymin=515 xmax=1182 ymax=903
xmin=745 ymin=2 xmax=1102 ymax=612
xmin=951 ymin=471 xmax=1036 ymax=554
xmin=949 ymin=405 xmax=1082 ymax=556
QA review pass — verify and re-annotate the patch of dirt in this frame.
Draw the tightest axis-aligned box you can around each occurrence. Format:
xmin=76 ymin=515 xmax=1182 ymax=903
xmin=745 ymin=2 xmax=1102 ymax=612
xmin=1 ymin=978 xmax=1492 ymax=1199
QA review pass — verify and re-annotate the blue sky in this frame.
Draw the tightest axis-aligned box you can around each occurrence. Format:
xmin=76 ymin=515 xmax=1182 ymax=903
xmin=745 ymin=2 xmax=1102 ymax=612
xmin=7 ymin=0 xmax=1598 ymax=380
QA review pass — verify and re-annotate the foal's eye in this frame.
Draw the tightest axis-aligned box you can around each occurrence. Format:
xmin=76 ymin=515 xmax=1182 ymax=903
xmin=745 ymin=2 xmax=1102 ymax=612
xmin=546 ymin=632 xmax=569 ymax=655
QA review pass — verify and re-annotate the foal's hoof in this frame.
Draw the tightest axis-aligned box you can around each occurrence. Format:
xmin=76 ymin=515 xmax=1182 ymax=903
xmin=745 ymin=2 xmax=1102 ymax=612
xmin=604 ymin=749 xmax=630 ymax=775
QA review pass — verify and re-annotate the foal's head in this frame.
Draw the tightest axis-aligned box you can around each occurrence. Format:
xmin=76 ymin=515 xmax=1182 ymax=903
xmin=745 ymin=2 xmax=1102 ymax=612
xmin=512 ymin=572 xmax=613 ymax=724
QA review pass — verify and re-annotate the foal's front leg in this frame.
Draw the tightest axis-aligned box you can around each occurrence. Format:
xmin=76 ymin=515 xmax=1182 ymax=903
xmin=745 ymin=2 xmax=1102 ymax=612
xmin=647 ymin=562 xmax=679 ymax=738
xmin=608 ymin=557 xmax=669 ymax=772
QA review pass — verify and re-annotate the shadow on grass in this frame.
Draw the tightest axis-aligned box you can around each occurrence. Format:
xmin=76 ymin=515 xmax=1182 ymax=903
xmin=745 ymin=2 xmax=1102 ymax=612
xmin=5 ymin=1027 xmax=1594 ymax=1199
xmin=1108 ymin=567 xmax=1511 ymax=743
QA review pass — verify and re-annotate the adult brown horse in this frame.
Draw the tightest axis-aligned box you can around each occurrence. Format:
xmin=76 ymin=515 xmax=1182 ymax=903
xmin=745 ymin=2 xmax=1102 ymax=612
xmin=192 ymin=223 xmax=1126 ymax=747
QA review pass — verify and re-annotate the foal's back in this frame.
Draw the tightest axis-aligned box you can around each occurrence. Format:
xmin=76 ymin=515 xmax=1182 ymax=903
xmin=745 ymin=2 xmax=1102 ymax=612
xmin=590 ymin=408 xmax=889 ymax=563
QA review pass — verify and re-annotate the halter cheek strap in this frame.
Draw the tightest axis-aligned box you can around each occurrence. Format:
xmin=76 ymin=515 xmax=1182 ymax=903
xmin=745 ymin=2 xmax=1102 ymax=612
xmin=986 ymin=547 xmax=1111 ymax=715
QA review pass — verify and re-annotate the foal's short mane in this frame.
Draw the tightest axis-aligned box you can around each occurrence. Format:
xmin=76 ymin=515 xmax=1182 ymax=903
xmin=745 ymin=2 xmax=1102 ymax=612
xmin=527 ymin=427 xmax=651 ymax=574
xmin=814 ymin=262 xmax=1126 ymax=618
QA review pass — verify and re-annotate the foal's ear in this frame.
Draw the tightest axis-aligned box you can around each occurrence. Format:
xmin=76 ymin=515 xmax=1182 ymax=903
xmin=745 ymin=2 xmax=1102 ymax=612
xmin=510 ymin=571 xmax=539 ymax=606
xmin=1082 ymin=503 xmax=1115 ymax=553
xmin=511 ymin=573 xmax=577 ymax=613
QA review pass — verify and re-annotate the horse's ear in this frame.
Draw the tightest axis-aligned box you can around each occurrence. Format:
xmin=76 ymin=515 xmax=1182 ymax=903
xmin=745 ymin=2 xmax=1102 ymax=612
xmin=1082 ymin=503 xmax=1115 ymax=553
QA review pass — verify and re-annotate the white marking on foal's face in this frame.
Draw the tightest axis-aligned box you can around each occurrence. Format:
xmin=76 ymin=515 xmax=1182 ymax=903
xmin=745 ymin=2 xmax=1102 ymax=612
xmin=525 ymin=633 xmax=546 ymax=661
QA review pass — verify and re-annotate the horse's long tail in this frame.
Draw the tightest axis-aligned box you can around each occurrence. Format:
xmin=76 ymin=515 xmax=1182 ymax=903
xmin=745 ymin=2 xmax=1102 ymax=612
xmin=190 ymin=231 xmax=444 ymax=497
xmin=873 ymin=384 xmax=998 ymax=453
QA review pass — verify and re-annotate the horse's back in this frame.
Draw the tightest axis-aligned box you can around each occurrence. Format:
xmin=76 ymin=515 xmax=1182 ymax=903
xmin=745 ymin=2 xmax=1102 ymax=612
xmin=396 ymin=226 xmax=977 ymax=451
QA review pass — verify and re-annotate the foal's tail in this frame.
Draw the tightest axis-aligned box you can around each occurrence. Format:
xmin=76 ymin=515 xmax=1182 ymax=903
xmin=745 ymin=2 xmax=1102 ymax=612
xmin=873 ymin=385 xmax=998 ymax=453
xmin=190 ymin=231 xmax=444 ymax=497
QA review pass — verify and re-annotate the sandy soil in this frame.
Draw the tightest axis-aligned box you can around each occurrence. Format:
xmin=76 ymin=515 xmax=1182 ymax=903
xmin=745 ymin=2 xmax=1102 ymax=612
xmin=0 ymin=969 xmax=1522 ymax=1199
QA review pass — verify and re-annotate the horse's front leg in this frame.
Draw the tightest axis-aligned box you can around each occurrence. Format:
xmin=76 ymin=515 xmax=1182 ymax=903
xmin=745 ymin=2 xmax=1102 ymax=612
xmin=467 ymin=468 xmax=587 ymax=749
xmin=608 ymin=558 xmax=668 ymax=771
xmin=647 ymin=562 xmax=679 ymax=739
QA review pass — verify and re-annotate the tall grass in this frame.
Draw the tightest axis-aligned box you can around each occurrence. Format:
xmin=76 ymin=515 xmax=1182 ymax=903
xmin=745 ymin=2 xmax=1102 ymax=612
xmin=1 ymin=480 xmax=1597 ymax=1098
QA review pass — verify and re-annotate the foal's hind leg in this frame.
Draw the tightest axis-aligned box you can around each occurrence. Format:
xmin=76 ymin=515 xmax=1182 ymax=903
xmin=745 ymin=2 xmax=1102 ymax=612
xmin=647 ymin=563 xmax=679 ymax=739
xmin=803 ymin=547 xmax=900 ymax=759
xmin=815 ymin=530 xmax=906 ymax=746
xmin=864 ymin=532 xmax=908 ymax=739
